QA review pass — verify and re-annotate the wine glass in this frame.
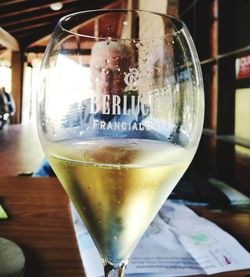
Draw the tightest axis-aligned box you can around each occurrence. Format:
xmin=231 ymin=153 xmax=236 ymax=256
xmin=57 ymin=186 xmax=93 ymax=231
xmin=37 ymin=9 xmax=204 ymax=277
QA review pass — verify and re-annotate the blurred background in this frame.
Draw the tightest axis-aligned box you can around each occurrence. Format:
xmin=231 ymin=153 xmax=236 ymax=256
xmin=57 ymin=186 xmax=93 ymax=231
xmin=0 ymin=0 xmax=249 ymax=200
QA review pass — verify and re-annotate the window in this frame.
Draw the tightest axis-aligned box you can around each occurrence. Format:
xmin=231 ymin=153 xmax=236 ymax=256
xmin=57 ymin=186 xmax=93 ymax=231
xmin=179 ymin=0 xmax=250 ymax=196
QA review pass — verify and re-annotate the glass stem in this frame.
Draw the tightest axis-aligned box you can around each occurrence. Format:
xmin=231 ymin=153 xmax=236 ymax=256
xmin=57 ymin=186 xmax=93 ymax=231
xmin=104 ymin=261 xmax=127 ymax=277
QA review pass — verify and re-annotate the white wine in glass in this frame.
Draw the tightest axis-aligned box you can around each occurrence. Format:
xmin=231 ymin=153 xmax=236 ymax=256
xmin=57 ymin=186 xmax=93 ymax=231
xmin=37 ymin=9 xmax=204 ymax=276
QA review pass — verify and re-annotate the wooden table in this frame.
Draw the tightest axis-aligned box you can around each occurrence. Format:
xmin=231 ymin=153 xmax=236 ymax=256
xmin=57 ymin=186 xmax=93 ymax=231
xmin=0 ymin=177 xmax=84 ymax=277
xmin=0 ymin=177 xmax=250 ymax=277
xmin=0 ymin=124 xmax=44 ymax=176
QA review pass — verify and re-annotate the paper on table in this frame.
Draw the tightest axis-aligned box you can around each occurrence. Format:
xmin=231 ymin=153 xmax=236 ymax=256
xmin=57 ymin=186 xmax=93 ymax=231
xmin=126 ymin=214 xmax=204 ymax=277
xmin=71 ymin=201 xmax=250 ymax=277
xmin=159 ymin=202 xmax=250 ymax=275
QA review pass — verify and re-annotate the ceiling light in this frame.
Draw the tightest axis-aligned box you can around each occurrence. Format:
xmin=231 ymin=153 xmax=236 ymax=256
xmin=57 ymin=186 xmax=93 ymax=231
xmin=50 ymin=2 xmax=63 ymax=11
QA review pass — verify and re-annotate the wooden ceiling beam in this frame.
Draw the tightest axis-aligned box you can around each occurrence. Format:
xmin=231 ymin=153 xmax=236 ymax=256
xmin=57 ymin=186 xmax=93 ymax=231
xmin=59 ymin=0 xmax=124 ymax=36
xmin=0 ymin=0 xmax=26 ymax=8
xmin=0 ymin=49 xmax=11 ymax=59
xmin=1 ymin=8 xmax=75 ymax=28
xmin=0 ymin=27 xmax=19 ymax=51
xmin=0 ymin=0 xmax=79 ymax=19
xmin=27 ymin=0 xmax=123 ymax=49
xmin=9 ymin=22 xmax=53 ymax=34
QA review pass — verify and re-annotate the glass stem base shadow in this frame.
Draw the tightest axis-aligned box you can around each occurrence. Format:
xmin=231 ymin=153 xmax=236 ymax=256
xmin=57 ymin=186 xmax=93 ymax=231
xmin=104 ymin=261 xmax=127 ymax=277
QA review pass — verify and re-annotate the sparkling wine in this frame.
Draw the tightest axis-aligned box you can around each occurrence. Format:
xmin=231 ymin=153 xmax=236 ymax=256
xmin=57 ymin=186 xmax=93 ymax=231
xmin=48 ymin=138 xmax=195 ymax=264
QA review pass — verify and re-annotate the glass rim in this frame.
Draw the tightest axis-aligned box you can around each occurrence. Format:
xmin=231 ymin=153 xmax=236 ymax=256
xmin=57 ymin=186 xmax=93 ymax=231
xmin=58 ymin=9 xmax=185 ymax=41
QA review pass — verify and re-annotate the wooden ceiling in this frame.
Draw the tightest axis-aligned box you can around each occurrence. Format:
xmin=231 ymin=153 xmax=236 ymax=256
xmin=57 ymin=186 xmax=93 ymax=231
xmin=0 ymin=0 xmax=124 ymax=52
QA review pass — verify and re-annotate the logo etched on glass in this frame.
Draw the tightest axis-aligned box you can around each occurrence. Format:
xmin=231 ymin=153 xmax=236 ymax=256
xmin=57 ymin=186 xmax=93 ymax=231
xmin=124 ymin=68 xmax=140 ymax=91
